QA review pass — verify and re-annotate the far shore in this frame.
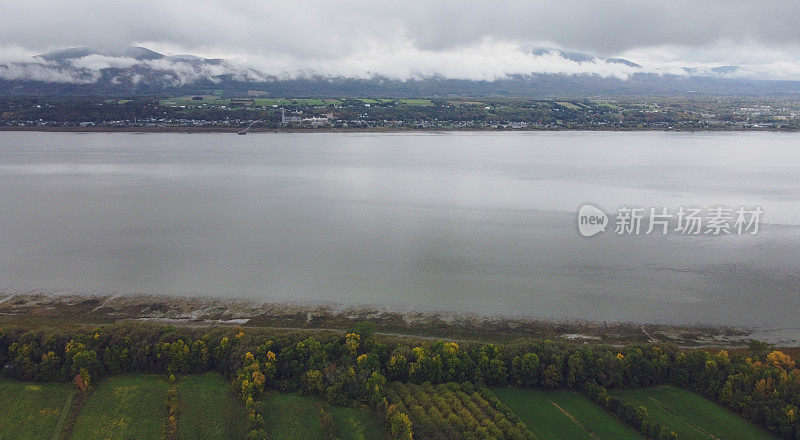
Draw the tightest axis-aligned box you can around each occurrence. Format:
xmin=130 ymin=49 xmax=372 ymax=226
xmin=2 ymin=126 xmax=797 ymax=134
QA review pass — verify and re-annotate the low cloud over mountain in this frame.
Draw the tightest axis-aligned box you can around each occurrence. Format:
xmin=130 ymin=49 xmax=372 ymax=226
xmin=2 ymin=46 xmax=800 ymax=97
xmin=0 ymin=46 xmax=267 ymax=87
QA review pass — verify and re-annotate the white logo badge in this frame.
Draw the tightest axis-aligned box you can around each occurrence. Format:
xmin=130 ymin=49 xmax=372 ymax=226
xmin=578 ymin=204 xmax=608 ymax=237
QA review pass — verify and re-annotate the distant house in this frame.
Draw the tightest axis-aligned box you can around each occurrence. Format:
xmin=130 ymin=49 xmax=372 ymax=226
xmin=301 ymin=116 xmax=330 ymax=127
xmin=280 ymin=108 xmax=303 ymax=124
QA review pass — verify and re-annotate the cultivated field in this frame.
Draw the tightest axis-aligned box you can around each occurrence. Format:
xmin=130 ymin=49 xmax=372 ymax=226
xmin=70 ymin=375 xmax=169 ymax=440
xmin=260 ymin=392 xmax=387 ymax=440
xmin=611 ymin=386 xmax=779 ymax=440
xmin=0 ymin=380 xmax=72 ymax=440
xmin=177 ymin=373 xmax=247 ymax=440
xmin=386 ymin=382 xmax=534 ymax=439
xmin=0 ymin=377 xmax=790 ymax=440
xmin=493 ymin=388 xmax=643 ymax=440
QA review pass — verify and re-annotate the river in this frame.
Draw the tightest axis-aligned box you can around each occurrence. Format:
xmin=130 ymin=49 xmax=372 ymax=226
xmin=1 ymin=131 xmax=798 ymax=328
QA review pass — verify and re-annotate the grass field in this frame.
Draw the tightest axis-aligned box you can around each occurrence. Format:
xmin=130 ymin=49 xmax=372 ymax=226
xmin=328 ymin=405 xmax=387 ymax=440
xmin=555 ymin=101 xmax=581 ymax=110
xmin=260 ymin=392 xmax=387 ymax=440
xmin=611 ymin=386 xmax=779 ymax=440
xmin=596 ymin=102 xmax=619 ymax=109
xmin=0 ymin=380 xmax=73 ymax=440
xmin=261 ymin=392 xmax=324 ymax=440
xmin=70 ymin=375 xmax=169 ymax=440
xmin=493 ymin=388 xmax=643 ymax=440
xmin=161 ymin=96 xmax=231 ymax=107
xmin=398 ymin=98 xmax=434 ymax=106
xmin=159 ymin=96 xmax=435 ymax=108
xmin=177 ymin=373 xmax=247 ymax=440
xmin=253 ymin=98 xmax=329 ymax=106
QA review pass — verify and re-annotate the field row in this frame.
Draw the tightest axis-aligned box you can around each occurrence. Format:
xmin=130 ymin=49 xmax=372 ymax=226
xmin=0 ymin=374 xmax=385 ymax=440
xmin=494 ymin=388 xmax=643 ymax=440
xmin=611 ymin=386 xmax=778 ymax=440
xmin=493 ymin=386 xmax=779 ymax=440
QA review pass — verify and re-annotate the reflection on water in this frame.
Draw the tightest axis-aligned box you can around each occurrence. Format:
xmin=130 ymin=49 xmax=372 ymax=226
xmin=0 ymin=131 xmax=798 ymax=327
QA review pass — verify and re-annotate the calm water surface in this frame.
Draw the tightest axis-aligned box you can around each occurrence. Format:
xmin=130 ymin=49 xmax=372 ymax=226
xmin=1 ymin=131 xmax=798 ymax=327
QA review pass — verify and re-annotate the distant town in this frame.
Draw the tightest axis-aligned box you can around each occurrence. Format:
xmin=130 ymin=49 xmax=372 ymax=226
xmin=2 ymin=95 xmax=800 ymax=131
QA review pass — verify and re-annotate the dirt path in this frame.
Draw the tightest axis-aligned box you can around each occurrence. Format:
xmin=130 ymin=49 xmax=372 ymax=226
xmin=549 ymin=400 xmax=601 ymax=440
xmin=648 ymin=397 xmax=720 ymax=440
xmin=51 ymin=390 xmax=74 ymax=440
xmin=58 ymin=390 xmax=89 ymax=440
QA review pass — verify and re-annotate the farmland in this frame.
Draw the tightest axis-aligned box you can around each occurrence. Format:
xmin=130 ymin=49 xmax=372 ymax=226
xmin=1 ymin=317 xmax=798 ymax=439
xmin=260 ymin=392 xmax=387 ymax=440
xmin=0 ymin=376 xmax=388 ymax=440
xmin=385 ymin=382 xmax=534 ymax=440
xmin=611 ymin=385 xmax=780 ymax=440
xmin=0 ymin=376 xmax=789 ymax=440
xmin=0 ymin=380 xmax=72 ymax=440
xmin=177 ymin=373 xmax=247 ymax=440
xmin=493 ymin=388 xmax=643 ymax=440
xmin=70 ymin=375 xmax=169 ymax=440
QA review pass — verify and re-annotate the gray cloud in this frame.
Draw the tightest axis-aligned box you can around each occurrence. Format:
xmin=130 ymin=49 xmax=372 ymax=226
xmin=0 ymin=55 xmax=269 ymax=85
xmin=0 ymin=48 xmax=645 ymax=84
xmin=1 ymin=1 xmax=799 ymax=81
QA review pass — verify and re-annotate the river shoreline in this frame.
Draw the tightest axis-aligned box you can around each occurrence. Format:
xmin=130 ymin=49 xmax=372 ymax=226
xmin=3 ymin=292 xmax=797 ymax=348
xmin=2 ymin=126 xmax=797 ymax=134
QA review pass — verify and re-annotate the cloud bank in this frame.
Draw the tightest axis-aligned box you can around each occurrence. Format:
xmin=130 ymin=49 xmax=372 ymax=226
xmin=0 ymin=53 xmax=269 ymax=85
xmin=0 ymin=43 xmax=647 ymax=85
xmin=1 ymin=0 xmax=800 ymax=82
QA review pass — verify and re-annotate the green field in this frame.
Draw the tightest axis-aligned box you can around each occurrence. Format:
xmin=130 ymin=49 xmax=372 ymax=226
xmin=328 ymin=405 xmax=387 ymax=440
xmin=159 ymin=96 xmax=434 ymax=108
xmin=596 ymin=102 xmax=619 ymax=109
xmin=611 ymin=386 xmax=779 ymax=440
xmin=252 ymin=98 xmax=287 ymax=107
xmin=493 ymin=388 xmax=643 ymax=440
xmin=260 ymin=392 xmax=387 ymax=440
xmin=253 ymin=98 xmax=328 ymax=106
xmin=0 ymin=380 xmax=73 ymax=440
xmin=398 ymin=98 xmax=434 ymax=106
xmin=161 ymin=96 xmax=231 ymax=107
xmin=555 ymin=101 xmax=581 ymax=110
xmin=70 ymin=375 xmax=169 ymax=440
xmin=177 ymin=373 xmax=247 ymax=440
xmin=261 ymin=392 xmax=324 ymax=439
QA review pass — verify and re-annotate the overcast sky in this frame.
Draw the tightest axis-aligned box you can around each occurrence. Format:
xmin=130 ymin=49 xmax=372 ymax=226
xmin=2 ymin=0 xmax=800 ymax=81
